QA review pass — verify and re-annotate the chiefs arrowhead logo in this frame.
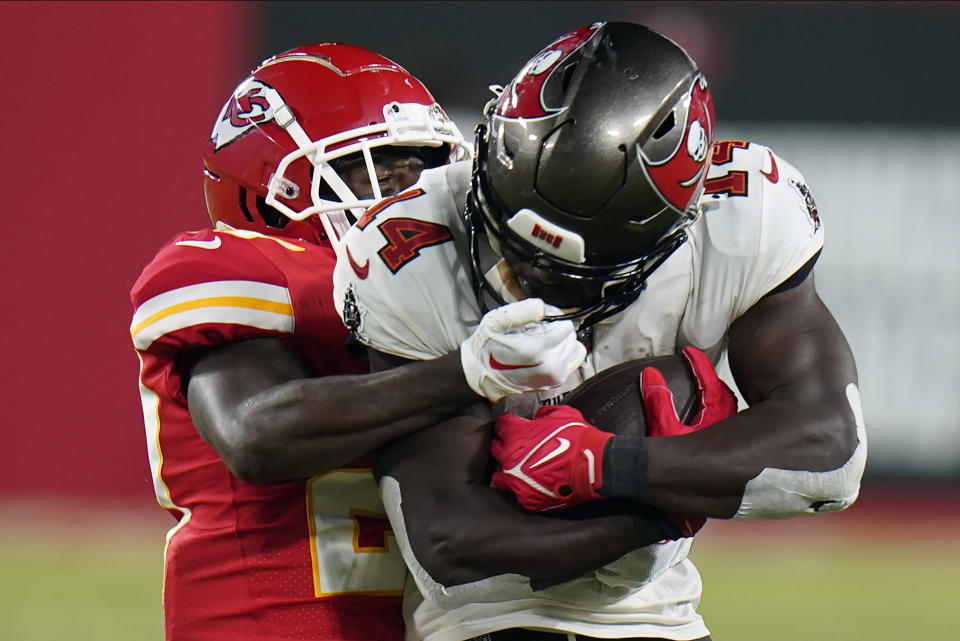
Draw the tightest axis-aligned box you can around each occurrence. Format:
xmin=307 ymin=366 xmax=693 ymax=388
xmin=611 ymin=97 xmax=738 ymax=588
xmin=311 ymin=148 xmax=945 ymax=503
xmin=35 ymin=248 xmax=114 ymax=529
xmin=211 ymin=79 xmax=279 ymax=150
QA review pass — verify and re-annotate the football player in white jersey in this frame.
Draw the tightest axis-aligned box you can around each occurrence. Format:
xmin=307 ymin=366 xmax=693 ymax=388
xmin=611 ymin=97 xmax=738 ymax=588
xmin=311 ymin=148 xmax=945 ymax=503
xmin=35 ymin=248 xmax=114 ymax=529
xmin=332 ymin=22 xmax=866 ymax=641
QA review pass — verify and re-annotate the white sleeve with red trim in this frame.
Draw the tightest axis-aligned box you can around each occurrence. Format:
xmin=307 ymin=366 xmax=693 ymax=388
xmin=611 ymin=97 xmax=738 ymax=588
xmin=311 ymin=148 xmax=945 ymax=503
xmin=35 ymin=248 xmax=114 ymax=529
xmin=333 ymin=161 xmax=482 ymax=361
xmin=678 ymin=142 xmax=866 ymax=519
xmin=680 ymin=141 xmax=825 ymax=352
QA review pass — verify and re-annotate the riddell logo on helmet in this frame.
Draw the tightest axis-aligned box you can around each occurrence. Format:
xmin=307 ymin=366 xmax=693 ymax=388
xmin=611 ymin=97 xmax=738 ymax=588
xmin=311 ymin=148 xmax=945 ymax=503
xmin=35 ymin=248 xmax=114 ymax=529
xmin=507 ymin=209 xmax=586 ymax=263
xmin=531 ymin=224 xmax=563 ymax=249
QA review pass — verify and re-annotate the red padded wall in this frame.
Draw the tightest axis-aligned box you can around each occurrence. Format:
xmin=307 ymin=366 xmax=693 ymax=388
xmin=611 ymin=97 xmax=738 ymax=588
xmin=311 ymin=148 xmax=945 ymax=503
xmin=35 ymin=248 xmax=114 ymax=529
xmin=0 ymin=1 xmax=255 ymax=497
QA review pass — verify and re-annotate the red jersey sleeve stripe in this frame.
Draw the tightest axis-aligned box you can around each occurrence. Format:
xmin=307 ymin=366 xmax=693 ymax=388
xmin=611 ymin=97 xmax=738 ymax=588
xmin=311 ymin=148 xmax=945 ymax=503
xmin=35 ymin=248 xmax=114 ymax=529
xmin=131 ymin=280 xmax=293 ymax=349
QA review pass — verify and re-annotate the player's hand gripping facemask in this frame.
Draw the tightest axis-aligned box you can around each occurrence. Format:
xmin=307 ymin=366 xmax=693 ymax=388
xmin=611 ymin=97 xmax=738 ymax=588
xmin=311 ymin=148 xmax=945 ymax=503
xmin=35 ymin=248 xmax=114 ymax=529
xmin=460 ymin=298 xmax=586 ymax=402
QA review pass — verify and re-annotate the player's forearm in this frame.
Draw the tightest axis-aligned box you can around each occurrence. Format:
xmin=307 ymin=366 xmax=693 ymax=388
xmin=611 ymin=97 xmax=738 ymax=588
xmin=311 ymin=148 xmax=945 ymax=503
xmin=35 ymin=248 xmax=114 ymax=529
xmin=410 ymin=488 xmax=679 ymax=587
xmin=375 ymin=410 xmax=681 ymax=589
xmin=227 ymin=352 xmax=478 ymax=481
xmin=604 ymin=383 xmax=863 ymax=519
xmin=619 ymin=279 xmax=866 ymax=519
xmin=286 ymin=350 xmax=475 ymax=435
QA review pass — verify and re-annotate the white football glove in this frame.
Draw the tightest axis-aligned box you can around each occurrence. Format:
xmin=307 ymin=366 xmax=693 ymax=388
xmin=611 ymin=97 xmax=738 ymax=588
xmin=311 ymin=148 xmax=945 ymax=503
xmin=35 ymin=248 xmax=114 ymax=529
xmin=461 ymin=298 xmax=586 ymax=401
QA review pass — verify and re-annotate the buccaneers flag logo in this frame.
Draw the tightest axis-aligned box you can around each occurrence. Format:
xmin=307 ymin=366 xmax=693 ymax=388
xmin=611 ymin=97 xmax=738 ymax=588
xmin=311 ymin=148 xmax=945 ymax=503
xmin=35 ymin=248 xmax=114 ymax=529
xmin=639 ymin=74 xmax=716 ymax=214
xmin=496 ymin=22 xmax=603 ymax=120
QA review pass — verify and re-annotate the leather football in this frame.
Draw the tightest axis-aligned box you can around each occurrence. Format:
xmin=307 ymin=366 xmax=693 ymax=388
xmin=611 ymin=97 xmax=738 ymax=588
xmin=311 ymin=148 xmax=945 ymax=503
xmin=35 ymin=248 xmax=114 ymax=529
xmin=563 ymin=354 xmax=698 ymax=437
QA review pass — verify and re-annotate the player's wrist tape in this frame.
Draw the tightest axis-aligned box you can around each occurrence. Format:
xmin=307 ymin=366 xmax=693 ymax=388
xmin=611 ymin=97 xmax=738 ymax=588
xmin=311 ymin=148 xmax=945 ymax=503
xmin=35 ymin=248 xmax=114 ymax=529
xmin=600 ymin=435 xmax=648 ymax=502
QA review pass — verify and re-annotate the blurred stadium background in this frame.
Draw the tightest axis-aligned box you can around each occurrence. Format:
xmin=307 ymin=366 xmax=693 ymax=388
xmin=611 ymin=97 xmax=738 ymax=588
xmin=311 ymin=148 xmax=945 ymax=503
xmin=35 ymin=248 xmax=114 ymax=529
xmin=1 ymin=2 xmax=957 ymax=639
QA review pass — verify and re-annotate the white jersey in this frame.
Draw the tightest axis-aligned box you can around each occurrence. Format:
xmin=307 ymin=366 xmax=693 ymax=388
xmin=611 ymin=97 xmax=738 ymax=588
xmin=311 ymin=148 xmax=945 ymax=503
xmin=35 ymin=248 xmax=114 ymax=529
xmin=333 ymin=141 xmax=824 ymax=641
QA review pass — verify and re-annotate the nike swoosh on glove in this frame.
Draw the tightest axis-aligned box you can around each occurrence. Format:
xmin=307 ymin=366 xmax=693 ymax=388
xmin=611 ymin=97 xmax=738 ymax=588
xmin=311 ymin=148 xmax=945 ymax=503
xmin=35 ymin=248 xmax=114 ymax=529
xmin=491 ymin=405 xmax=614 ymax=512
xmin=461 ymin=298 xmax=586 ymax=401
xmin=641 ymin=345 xmax=739 ymax=535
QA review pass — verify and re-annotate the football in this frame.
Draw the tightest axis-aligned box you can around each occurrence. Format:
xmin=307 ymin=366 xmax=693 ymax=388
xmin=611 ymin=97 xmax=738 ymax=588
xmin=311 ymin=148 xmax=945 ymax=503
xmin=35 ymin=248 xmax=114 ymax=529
xmin=563 ymin=354 xmax=699 ymax=437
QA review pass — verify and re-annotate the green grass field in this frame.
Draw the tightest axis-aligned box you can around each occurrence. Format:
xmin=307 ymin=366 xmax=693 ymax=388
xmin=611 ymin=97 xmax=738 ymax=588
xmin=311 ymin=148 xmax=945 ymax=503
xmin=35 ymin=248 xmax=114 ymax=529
xmin=693 ymin=531 xmax=957 ymax=640
xmin=2 ymin=486 xmax=956 ymax=641
xmin=0 ymin=534 xmax=163 ymax=640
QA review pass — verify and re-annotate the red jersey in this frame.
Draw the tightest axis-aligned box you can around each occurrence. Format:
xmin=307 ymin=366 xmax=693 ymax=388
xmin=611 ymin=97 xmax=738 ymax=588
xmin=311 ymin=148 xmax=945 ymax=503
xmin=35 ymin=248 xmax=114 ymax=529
xmin=130 ymin=228 xmax=404 ymax=641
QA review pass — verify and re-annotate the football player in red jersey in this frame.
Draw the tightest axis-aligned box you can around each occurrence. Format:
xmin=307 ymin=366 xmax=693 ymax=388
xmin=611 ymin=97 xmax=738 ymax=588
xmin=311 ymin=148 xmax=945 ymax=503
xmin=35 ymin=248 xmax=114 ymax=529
xmin=130 ymin=43 xmax=589 ymax=641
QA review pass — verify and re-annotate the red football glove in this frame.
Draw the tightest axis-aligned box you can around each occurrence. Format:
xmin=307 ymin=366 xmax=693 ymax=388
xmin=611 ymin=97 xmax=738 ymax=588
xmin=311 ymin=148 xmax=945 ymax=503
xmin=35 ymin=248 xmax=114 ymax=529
xmin=641 ymin=346 xmax=738 ymax=437
xmin=491 ymin=405 xmax=614 ymax=512
xmin=641 ymin=346 xmax=739 ymax=535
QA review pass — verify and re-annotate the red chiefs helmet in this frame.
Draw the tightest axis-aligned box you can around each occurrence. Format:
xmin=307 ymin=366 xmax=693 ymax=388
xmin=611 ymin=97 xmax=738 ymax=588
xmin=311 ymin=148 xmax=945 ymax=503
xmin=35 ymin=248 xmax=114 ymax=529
xmin=203 ymin=43 xmax=468 ymax=244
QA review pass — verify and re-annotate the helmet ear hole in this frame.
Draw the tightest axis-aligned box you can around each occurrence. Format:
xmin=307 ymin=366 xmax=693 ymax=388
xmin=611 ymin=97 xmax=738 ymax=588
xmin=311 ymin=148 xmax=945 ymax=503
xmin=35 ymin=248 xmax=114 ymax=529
xmin=652 ymin=112 xmax=676 ymax=140
xmin=255 ymin=195 xmax=290 ymax=229
xmin=238 ymin=187 xmax=256 ymax=223
xmin=560 ymin=62 xmax=579 ymax=93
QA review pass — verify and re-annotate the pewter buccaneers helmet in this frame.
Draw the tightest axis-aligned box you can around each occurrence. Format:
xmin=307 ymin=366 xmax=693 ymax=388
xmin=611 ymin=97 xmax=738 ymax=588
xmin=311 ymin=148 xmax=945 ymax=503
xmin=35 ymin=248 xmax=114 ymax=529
xmin=468 ymin=22 xmax=715 ymax=326
xmin=203 ymin=43 xmax=467 ymax=245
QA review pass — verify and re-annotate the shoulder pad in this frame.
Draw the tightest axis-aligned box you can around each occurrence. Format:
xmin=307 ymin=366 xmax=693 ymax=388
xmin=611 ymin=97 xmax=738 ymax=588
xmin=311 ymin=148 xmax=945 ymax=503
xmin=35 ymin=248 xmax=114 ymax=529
xmin=334 ymin=165 xmax=481 ymax=360
xmin=130 ymin=230 xmax=304 ymax=352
